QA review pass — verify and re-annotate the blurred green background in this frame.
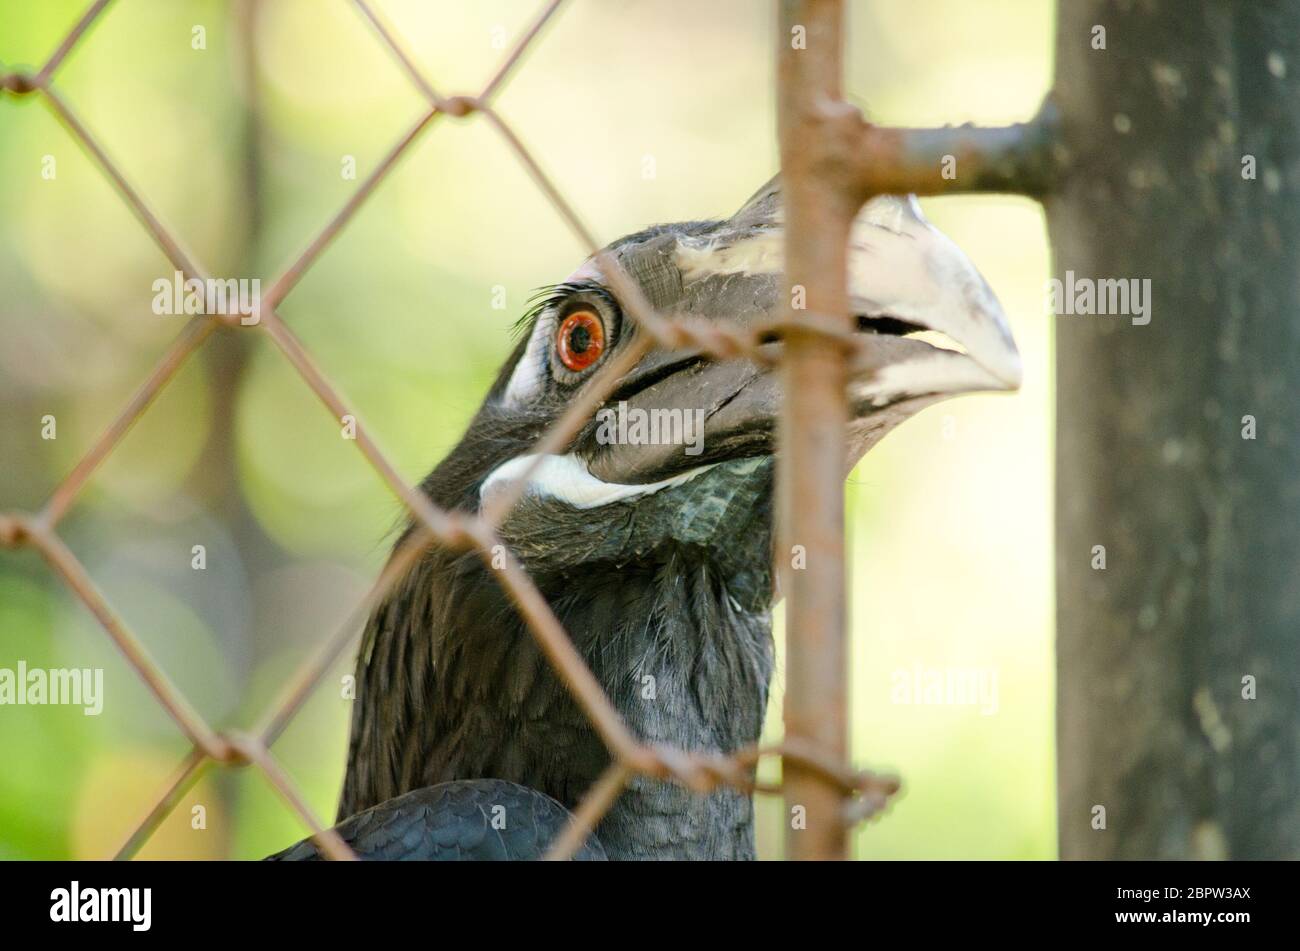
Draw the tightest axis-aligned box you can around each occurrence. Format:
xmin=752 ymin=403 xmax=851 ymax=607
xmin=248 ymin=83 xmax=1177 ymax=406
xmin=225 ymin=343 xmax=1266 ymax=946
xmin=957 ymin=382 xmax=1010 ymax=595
xmin=0 ymin=0 xmax=1054 ymax=859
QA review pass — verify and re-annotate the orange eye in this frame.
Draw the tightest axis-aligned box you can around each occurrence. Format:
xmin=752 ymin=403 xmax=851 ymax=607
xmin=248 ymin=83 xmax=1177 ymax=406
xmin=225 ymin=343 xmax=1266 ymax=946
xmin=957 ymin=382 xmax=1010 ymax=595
xmin=556 ymin=310 xmax=605 ymax=372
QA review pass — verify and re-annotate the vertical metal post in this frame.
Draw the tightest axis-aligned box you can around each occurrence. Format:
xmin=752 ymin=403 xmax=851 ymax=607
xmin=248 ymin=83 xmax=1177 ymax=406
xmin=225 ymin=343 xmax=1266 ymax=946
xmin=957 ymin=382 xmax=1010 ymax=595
xmin=777 ymin=0 xmax=853 ymax=861
xmin=1052 ymin=0 xmax=1300 ymax=859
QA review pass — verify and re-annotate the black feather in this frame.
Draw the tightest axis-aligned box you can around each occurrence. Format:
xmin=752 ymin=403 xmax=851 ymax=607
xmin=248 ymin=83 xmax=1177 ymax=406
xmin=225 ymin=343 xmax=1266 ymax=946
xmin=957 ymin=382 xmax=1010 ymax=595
xmin=266 ymin=780 xmax=605 ymax=861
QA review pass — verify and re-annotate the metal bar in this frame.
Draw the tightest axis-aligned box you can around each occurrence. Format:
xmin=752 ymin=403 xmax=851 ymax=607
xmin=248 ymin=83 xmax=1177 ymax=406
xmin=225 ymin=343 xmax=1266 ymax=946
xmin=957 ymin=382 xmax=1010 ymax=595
xmin=36 ymin=0 xmax=114 ymax=85
xmin=114 ymin=748 xmax=210 ymax=860
xmin=478 ymin=333 xmax=653 ymax=526
xmin=847 ymin=107 xmax=1061 ymax=199
xmin=261 ymin=107 xmax=441 ymax=310
xmin=231 ymin=736 xmax=357 ymax=861
xmin=542 ymin=763 xmax=630 ymax=861
xmin=1051 ymin=0 xmax=1297 ymax=859
xmin=257 ymin=310 xmax=461 ymax=539
xmin=777 ymin=0 xmax=854 ymax=861
xmin=352 ymin=0 xmax=448 ymax=110
xmin=471 ymin=537 xmax=651 ymax=770
xmin=477 ymin=0 xmax=565 ymax=103
xmin=252 ymin=526 xmax=433 ymax=745
xmin=39 ymin=86 xmax=208 ymax=281
xmin=258 ymin=309 xmax=651 ymax=767
xmin=474 ymin=106 xmax=683 ymax=348
xmin=41 ymin=317 xmax=217 ymax=527
xmin=264 ymin=0 xmax=563 ymax=311
xmin=24 ymin=521 xmax=231 ymax=760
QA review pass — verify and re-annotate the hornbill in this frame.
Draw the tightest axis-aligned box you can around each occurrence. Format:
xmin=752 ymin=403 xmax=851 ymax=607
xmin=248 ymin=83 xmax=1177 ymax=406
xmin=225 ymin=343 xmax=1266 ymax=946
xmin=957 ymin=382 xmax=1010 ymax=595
xmin=268 ymin=177 xmax=1020 ymax=861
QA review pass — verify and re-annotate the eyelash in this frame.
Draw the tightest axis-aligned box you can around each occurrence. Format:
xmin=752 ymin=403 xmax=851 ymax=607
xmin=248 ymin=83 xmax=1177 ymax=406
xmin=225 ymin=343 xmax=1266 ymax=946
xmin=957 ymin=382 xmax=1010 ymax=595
xmin=514 ymin=282 xmax=613 ymax=338
xmin=519 ymin=282 xmax=620 ymax=384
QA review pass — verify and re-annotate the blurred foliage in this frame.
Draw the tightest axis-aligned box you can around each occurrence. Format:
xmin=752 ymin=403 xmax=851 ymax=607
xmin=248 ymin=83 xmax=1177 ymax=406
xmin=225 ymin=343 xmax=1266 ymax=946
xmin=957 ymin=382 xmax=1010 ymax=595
xmin=0 ymin=0 xmax=1054 ymax=860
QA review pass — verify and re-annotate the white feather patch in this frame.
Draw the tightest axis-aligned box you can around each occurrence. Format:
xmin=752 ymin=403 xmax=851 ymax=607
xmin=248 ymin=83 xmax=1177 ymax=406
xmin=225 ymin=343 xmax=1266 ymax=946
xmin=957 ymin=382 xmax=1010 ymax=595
xmin=480 ymin=453 xmax=716 ymax=510
xmin=501 ymin=306 xmax=555 ymax=407
xmin=674 ymin=229 xmax=784 ymax=282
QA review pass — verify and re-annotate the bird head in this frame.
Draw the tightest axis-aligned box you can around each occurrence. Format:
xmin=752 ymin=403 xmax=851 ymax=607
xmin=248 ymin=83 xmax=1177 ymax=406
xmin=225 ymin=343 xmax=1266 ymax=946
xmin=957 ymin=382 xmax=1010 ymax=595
xmin=423 ymin=178 xmax=1020 ymax=582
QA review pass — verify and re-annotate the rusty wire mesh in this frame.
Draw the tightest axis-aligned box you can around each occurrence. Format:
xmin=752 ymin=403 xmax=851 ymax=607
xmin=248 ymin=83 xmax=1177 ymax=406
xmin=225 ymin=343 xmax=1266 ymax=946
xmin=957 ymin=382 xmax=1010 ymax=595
xmin=0 ymin=0 xmax=905 ymax=861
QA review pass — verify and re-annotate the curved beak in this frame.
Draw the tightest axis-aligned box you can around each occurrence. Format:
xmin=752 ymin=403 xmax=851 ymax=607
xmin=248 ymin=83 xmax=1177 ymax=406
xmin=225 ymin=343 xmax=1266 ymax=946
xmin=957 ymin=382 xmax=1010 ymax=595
xmin=847 ymin=194 xmax=1022 ymax=402
xmin=582 ymin=184 xmax=1021 ymax=485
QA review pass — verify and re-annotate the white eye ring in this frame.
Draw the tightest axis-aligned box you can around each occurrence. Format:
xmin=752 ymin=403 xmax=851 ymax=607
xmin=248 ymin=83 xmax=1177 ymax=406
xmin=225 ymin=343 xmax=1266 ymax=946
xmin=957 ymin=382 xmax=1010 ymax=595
xmin=501 ymin=306 xmax=558 ymax=408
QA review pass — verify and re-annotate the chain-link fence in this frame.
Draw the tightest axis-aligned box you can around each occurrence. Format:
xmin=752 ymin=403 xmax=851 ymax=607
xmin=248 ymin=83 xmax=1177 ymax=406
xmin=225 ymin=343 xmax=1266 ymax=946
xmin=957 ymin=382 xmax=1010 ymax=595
xmin=2 ymin=0 xmax=1052 ymax=861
